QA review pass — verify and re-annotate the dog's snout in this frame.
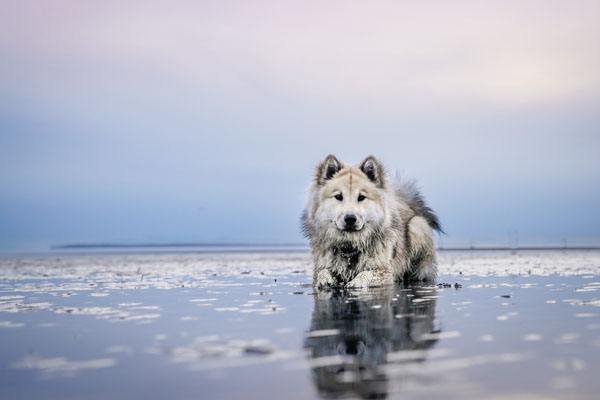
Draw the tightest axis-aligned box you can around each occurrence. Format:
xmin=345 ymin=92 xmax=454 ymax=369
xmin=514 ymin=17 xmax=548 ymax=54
xmin=344 ymin=214 xmax=357 ymax=227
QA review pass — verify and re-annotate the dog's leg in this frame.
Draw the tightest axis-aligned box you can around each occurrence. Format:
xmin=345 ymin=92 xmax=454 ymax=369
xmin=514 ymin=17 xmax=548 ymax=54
xmin=406 ymin=216 xmax=437 ymax=282
xmin=314 ymin=269 xmax=336 ymax=288
xmin=413 ymin=262 xmax=437 ymax=282
xmin=347 ymin=269 xmax=393 ymax=288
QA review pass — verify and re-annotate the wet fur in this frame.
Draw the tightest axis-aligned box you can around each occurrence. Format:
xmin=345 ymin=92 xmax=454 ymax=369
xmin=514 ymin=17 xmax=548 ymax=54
xmin=302 ymin=155 xmax=442 ymax=288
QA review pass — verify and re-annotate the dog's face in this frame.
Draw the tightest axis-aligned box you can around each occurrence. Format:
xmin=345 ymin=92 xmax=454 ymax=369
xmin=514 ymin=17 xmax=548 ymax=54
xmin=311 ymin=155 xmax=389 ymax=242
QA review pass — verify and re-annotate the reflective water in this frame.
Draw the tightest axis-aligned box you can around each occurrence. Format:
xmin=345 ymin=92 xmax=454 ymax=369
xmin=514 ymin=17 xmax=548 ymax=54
xmin=1 ymin=251 xmax=599 ymax=399
xmin=304 ymin=286 xmax=439 ymax=399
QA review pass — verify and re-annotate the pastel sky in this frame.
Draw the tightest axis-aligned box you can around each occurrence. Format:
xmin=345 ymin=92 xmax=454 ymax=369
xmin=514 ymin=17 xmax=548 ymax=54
xmin=1 ymin=1 xmax=599 ymax=252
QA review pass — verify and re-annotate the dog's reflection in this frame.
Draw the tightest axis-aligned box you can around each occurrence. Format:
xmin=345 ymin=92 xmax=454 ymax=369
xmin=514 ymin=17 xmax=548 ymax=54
xmin=304 ymin=286 xmax=439 ymax=399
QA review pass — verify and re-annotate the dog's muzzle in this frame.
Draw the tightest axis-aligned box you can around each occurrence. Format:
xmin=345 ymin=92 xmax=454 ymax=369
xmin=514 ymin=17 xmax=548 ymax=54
xmin=342 ymin=214 xmax=361 ymax=232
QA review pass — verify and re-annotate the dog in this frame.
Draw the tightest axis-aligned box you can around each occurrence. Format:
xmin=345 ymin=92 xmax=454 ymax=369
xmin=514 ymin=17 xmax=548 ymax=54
xmin=302 ymin=155 xmax=442 ymax=288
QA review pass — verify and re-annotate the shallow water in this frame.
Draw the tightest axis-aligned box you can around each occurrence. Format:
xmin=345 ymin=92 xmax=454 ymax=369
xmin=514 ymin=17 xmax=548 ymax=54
xmin=1 ymin=250 xmax=599 ymax=399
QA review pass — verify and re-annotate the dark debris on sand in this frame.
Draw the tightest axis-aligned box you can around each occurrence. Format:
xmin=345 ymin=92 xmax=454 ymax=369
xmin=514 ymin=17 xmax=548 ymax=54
xmin=437 ymin=282 xmax=463 ymax=289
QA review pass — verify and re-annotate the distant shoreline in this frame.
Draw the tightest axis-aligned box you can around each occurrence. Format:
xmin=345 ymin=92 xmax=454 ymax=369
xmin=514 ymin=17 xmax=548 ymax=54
xmin=53 ymin=243 xmax=308 ymax=249
xmin=52 ymin=243 xmax=600 ymax=251
xmin=437 ymin=245 xmax=600 ymax=251
xmin=0 ymin=243 xmax=598 ymax=258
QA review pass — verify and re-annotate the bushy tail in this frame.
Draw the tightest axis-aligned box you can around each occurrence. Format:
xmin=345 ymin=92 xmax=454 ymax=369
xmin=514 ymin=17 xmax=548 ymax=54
xmin=395 ymin=180 xmax=444 ymax=234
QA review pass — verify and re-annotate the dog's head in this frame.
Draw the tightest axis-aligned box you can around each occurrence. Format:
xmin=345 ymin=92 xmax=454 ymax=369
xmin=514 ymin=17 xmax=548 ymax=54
xmin=309 ymin=155 xmax=389 ymax=243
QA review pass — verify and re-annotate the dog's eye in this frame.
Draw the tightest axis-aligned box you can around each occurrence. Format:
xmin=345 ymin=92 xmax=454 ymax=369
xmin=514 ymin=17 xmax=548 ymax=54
xmin=334 ymin=193 xmax=343 ymax=201
xmin=357 ymin=194 xmax=366 ymax=202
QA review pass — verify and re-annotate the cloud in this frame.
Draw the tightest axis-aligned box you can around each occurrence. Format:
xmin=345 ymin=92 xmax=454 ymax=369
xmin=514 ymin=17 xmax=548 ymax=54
xmin=2 ymin=1 xmax=599 ymax=109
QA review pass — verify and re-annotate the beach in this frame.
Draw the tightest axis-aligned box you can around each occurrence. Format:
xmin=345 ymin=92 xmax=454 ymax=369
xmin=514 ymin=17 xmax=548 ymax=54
xmin=1 ymin=249 xmax=599 ymax=399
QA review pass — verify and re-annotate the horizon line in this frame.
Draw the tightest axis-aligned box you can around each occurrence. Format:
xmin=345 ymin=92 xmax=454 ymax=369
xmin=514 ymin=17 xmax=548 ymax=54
xmin=52 ymin=242 xmax=600 ymax=252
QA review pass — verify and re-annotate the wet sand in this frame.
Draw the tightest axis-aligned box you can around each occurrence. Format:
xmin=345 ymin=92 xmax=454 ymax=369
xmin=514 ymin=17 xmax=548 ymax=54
xmin=1 ymin=250 xmax=599 ymax=399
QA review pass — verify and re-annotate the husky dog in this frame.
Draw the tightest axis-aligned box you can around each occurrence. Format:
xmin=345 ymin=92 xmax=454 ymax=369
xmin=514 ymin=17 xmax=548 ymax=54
xmin=302 ymin=155 xmax=442 ymax=288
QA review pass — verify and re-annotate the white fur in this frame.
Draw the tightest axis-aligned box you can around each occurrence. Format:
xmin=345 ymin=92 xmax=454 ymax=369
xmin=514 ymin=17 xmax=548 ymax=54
xmin=302 ymin=156 xmax=440 ymax=288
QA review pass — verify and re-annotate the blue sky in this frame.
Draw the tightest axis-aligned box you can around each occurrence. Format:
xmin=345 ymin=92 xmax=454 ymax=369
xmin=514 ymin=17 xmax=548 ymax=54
xmin=1 ymin=1 xmax=599 ymax=252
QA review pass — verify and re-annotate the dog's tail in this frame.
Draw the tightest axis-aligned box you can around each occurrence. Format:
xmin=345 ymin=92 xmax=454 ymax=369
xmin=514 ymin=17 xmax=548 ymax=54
xmin=395 ymin=179 xmax=444 ymax=234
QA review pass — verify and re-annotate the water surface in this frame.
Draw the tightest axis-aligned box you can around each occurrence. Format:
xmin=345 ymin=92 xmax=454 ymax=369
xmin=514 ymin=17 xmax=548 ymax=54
xmin=1 ymin=250 xmax=599 ymax=399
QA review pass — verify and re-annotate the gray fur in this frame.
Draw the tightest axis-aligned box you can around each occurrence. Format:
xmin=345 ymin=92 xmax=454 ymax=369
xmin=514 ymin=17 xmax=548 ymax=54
xmin=315 ymin=154 xmax=342 ymax=186
xmin=302 ymin=155 xmax=441 ymax=288
xmin=395 ymin=179 xmax=444 ymax=234
xmin=359 ymin=155 xmax=387 ymax=188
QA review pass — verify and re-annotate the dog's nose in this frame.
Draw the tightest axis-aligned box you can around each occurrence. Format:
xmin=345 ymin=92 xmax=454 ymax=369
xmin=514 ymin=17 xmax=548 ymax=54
xmin=344 ymin=214 xmax=357 ymax=227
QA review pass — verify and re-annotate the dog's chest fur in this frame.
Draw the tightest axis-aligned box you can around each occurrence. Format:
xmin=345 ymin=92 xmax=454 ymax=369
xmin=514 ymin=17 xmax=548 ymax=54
xmin=328 ymin=244 xmax=367 ymax=283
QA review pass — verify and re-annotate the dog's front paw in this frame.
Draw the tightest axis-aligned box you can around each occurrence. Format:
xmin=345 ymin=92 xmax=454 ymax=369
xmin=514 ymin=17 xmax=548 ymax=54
xmin=315 ymin=270 xmax=336 ymax=289
xmin=414 ymin=263 xmax=437 ymax=282
xmin=347 ymin=270 xmax=380 ymax=288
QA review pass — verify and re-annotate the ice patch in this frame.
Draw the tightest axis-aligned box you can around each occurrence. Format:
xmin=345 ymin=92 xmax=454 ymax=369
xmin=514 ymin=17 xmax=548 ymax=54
xmin=306 ymin=329 xmax=340 ymax=338
xmin=0 ymin=321 xmax=24 ymax=328
xmin=11 ymin=355 xmax=116 ymax=377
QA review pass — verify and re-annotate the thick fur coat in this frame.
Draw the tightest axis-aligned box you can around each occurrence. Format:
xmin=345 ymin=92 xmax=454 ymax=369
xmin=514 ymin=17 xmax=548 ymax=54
xmin=302 ymin=155 xmax=442 ymax=288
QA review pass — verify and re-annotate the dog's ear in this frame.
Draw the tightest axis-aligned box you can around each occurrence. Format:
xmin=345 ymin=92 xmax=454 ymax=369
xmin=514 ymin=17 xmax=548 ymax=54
xmin=359 ymin=156 xmax=386 ymax=188
xmin=315 ymin=154 xmax=342 ymax=185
